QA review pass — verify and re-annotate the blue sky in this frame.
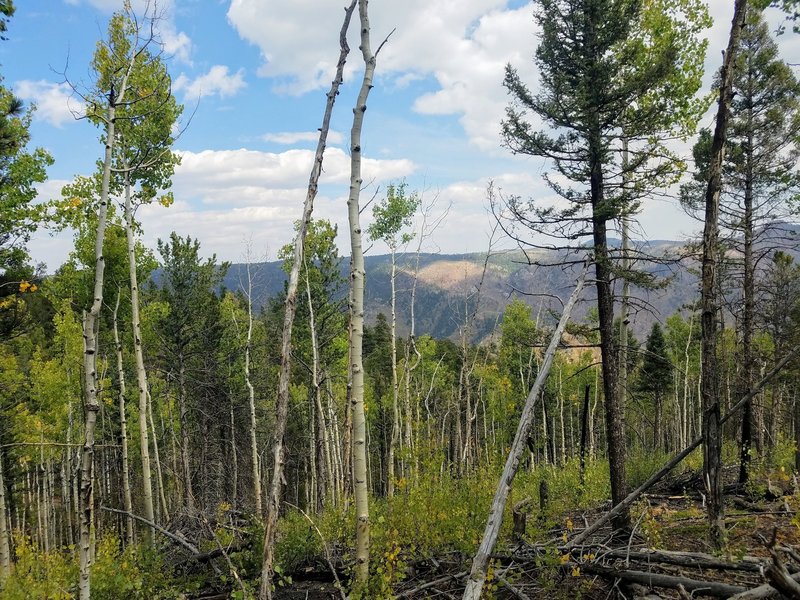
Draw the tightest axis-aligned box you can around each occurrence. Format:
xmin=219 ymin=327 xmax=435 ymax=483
xmin=3 ymin=0 xmax=799 ymax=270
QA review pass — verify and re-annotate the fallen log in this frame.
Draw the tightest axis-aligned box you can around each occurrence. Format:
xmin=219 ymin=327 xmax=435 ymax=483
xmin=728 ymin=572 xmax=800 ymax=599
xmin=99 ymin=506 xmax=199 ymax=555
xmin=510 ymin=545 xmax=771 ymax=574
xmin=592 ymin=548 xmax=767 ymax=573
xmin=581 ymin=563 xmax=746 ymax=597
xmin=396 ymin=571 xmax=468 ymax=598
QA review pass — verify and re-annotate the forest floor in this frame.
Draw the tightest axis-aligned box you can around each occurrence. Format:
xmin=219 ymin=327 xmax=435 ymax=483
xmin=258 ymin=465 xmax=800 ymax=599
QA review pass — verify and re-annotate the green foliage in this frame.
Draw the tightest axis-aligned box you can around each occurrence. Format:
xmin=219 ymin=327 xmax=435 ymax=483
xmin=2 ymin=535 xmax=182 ymax=599
xmin=0 ymin=86 xmax=52 ymax=275
xmin=0 ymin=1 xmax=14 ymax=37
xmin=367 ymin=182 xmax=420 ymax=249
xmin=1 ymin=535 xmax=75 ymax=600
xmin=0 ymin=10 xmax=53 ymax=336
xmin=638 ymin=323 xmax=671 ymax=396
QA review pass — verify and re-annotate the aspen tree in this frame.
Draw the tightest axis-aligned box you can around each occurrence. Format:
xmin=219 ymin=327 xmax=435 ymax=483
xmin=257 ymin=3 xmax=357 ymax=598
xmin=347 ymin=0 xmax=392 ymax=583
xmin=367 ymin=183 xmax=418 ymax=495
xmin=76 ymin=4 xmax=148 ymax=594
xmin=112 ymin=290 xmax=134 ymax=546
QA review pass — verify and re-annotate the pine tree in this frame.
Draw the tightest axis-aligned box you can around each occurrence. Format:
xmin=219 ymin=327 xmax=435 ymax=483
xmin=638 ymin=323 xmax=672 ymax=450
xmin=501 ymin=0 xmax=708 ymax=531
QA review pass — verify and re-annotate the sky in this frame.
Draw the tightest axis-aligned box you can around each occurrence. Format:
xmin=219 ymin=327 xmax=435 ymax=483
xmin=3 ymin=0 xmax=800 ymax=270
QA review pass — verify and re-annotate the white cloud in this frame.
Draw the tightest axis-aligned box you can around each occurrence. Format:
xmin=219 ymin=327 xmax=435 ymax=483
xmin=14 ymin=81 xmax=77 ymax=128
xmin=173 ymin=147 xmax=414 ymax=200
xmin=121 ymin=147 xmax=416 ymax=261
xmin=227 ymin=1 xmax=537 ymax=150
xmin=65 ymin=0 xmax=194 ymax=64
xmin=162 ymin=24 xmax=193 ymax=64
xmin=174 ymin=65 xmax=247 ymax=99
xmin=263 ymin=130 xmax=344 ymax=145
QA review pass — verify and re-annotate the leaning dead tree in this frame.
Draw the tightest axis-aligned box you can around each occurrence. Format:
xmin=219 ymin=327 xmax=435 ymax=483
xmin=463 ymin=263 xmax=588 ymax=600
xmin=257 ymin=3 xmax=357 ymax=599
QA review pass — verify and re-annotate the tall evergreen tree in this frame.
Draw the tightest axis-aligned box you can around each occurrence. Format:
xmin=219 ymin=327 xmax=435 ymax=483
xmin=726 ymin=9 xmax=800 ymax=482
xmin=501 ymin=0 xmax=708 ymax=531
xmin=156 ymin=233 xmax=229 ymax=513
xmin=638 ymin=322 xmax=672 ymax=450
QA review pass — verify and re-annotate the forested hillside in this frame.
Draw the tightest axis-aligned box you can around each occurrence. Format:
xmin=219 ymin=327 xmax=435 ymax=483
xmin=2 ymin=1 xmax=800 ymax=599
xmin=223 ymin=242 xmax=699 ymax=342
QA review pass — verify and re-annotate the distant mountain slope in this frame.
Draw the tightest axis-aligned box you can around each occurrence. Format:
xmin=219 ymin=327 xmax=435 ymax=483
xmin=221 ymin=245 xmax=701 ymax=342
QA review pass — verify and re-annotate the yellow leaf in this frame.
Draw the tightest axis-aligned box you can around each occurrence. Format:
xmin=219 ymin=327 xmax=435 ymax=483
xmin=571 ymin=567 xmax=581 ymax=577
xmin=560 ymin=554 xmax=570 ymax=564
xmin=19 ymin=281 xmax=31 ymax=293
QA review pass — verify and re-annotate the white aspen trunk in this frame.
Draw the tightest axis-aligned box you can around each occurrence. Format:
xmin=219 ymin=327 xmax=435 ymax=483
xmin=303 ymin=260 xmax=332 ymax=509
xmin=123 ymin=171 xmax=156 ymax=542
xmin=71 ymin=452 xmax=79 ymax=548
xmin=0 ymin=452 xmax=10 ymax=580
xmin=349 ymin=0 xmax=385 ymax=584
xmin=683 ymin=315 xmax=694 ymax=449
xmin=35 ymin=469 xmax=42 ymax=549
xmin=230 ymin=395 xmax=238 ymax=509
xmin=387 ymin=248 xmax=399 ymax=496
xmin=147 ymin=390 xmax=169 ymax=523
xmin=308 ymin=398 xmax=317 ymax=511
xmin=79 ymin=67 xmax=125 ymax=597
xmin=257 ymin=5 xmax=357 ymax=598
xmin=244 ymin=261 xmax=262 ymax=517
xmin=112 ymin=290 xmax=135 ymax=545
xmin=65 ymin=400 xmax=75 ymax=547
xmin=41 ymin=456 xmax=51 ymax=553
xmin=463 ymin=264 xmax=588 ymax=600
xmin=61 ymin=458 xmax=73 ymax=548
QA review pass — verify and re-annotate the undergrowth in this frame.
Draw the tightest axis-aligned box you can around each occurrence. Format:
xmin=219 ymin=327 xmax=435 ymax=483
xmin=4 ymin=445 xmax=796 ymax=598
xmin=1 ymin=534 xmax=184 ymax=599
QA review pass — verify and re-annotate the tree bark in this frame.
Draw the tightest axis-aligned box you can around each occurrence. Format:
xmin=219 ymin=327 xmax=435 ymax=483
xmin=177 ymin=356 xmax=195 ymax=513
xmin=0 ymin=452 xmax=10 ymax=581
xmin=580 ymin=384 xmax=591 ymax=487
xmin=112 ymin=290 xmax=135 ymax=546
xmin=124 ymin=168 xmax=156 ymax=542
xmin=257 ymin=4 xmax=356 ymax=598
xmin=463 ymin=264 xmax=587 ymax=600
xmin=701 ymin=0 xmax=748 ymax=550
xmin=242 ymin=259 xmax=262 ymax=517
xmin=347 ymin=0 xmax=387 ymax=585
xmin=739 ymin=45 xmax=756 ymax=484
xmin=589 ymin=112 xmax=628 ymax=531
xmin=387 ymin=247 xmax=399 ymax=497
xmin=582 ymin=563 xmax=745 ymax=597
xmin=147 ymin=390 xmax=169 ymax=523
xmin=303 ymin=258 xmax=331 ymax=510
xmin=78 ymin=46 xmax=133 ymax=595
